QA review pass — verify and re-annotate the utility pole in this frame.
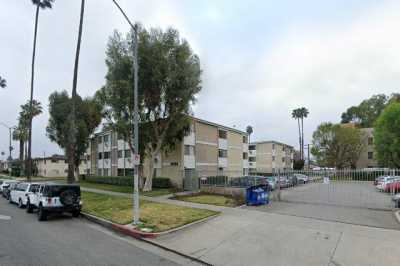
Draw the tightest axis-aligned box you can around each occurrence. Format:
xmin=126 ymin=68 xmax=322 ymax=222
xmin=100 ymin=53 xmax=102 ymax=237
xmin=1 ymin=122 xmax=14 ymax=161
xmin=112 ymin=0 xmax=140 ymax=225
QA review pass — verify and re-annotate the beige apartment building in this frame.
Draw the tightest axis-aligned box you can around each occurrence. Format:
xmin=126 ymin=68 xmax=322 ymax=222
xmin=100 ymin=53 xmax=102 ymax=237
xmin=88 ymin=117 xmax=249 ymax=188
xmin=248 ymin=141 xmax=294 ymax=174
xmin=356 ymin=128 xmax=379 ymax=169
xmin=34 ymin=154 xmax=87 ymax=178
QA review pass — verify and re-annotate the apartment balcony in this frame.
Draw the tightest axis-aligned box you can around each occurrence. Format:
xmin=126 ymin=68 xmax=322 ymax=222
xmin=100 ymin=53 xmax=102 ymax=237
xmin=243 ymin=143 xmax=248 ymax=152
xmin=249 ymin=162 xmax=256 ymax=169
xmin=184 ymin=155 xmax=196 ymax=169
xmin=218 ymin=138 xmax=228 ymax=150
xmin=184 ymin=131 xmax=195 ymax=146
xmin=249 ymin=150 xmax=256 ymax=157
xmin=218 ymin=157 xmax=227 ymax=168
xmin=243 ymin=159 xmax=249 ymax=168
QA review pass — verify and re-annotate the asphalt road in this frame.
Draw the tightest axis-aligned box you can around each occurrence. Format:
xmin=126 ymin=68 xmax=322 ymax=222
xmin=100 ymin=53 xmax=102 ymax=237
xmin=0 ymin=197 xmax=200 ymax=266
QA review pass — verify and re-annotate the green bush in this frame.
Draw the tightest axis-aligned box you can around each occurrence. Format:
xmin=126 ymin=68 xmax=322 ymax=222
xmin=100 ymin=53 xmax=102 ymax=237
xmin=85 ymin=175 xmax=172 ymax=188
xmin=152 ymin=177 xmax=171 ymax=188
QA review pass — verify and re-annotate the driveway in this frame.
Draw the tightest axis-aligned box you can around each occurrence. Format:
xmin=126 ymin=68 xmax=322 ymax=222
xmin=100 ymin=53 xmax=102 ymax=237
xmin=279 ymin=181 xmax=393 ymax=210
xmin=153 ymin=206 xmax=400 ymax=266
xmin=0 ymin=198 xmax=200 ymax=266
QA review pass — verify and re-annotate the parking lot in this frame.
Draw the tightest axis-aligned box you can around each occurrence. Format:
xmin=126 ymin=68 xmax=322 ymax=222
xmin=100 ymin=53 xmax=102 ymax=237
xmin=253 ymin=181 xmax=399 ymax=229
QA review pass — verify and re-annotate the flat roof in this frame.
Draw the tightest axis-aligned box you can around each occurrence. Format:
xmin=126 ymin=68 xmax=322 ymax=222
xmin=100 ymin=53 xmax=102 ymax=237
xmin=250 ymin=140 xmax=294 ymax=149
xmin=94 ymin=116 xmax=248 ymax=136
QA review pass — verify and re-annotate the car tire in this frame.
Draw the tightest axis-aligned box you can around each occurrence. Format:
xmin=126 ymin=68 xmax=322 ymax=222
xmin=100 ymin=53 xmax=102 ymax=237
xmin=38 ymin=205 xmax=47 ymax=221
xmin=72 ymin=210 xmax=80 ymax=218
xmin=18 ymin=199 xmax=24 ymax=209
xmin=26 ymin=200 xmax=33 ymax=213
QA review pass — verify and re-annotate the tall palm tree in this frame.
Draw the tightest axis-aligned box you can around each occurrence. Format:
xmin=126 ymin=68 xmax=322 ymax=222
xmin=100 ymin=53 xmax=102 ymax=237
xmin=292 ymin=108 xmax=302 ymax=160
xmin=68 ymin=0 xmax=85 ymax=183
xmin=0 ymin=76 xmax=6 ymax=88
xmin=27 ymin=0 xmax=54 ymax=180
xmin=299 ymin=107 xmax=309 ymax=161
xmin=246 ymin=125 xmax=253 ymax=144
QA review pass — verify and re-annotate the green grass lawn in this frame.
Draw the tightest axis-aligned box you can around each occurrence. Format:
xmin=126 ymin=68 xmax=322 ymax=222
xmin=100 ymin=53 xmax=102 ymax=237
xmin=174 ymin=193 xmax=244 ymax=207
xmin=77 ymin=181 xmax=175 ymax=197
xmin=81 ymin=191 xmax=218 ymax=232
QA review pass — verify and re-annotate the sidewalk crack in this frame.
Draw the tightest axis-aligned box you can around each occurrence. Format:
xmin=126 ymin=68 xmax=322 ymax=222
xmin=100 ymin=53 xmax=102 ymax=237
xmin=328 ymin=231 xmax=343 ymax=266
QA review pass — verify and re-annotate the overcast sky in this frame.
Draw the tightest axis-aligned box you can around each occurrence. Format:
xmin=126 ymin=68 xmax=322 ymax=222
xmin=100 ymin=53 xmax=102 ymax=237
xmin=1 ymin=0 xmax=400 ymax=159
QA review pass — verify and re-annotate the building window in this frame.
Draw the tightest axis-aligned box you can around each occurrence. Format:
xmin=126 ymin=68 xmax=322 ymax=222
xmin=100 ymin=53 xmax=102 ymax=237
xmin=368 ymin=152 xmax=373 ymax=160
xmin=282 ymin=157 xmax=285 ymax=163
xmin=64 ymin=169 xmax=68 ymax=173
xmin=184 ymin=145 xmax=195 ymax=156
xmin=118 ymin=150 xmax=123 ymax=158
xmin=249 ymin=145 xmax=256 ymax=151
xmin=243 ymin=153 xmax=248 ymax=160
xmin=170 ymin=162 xmax=179 ymax=166
xmin=272 ymin=143 xmax=275 ymax=150
xmin=124 ymin=150 xmax=131 ymax=158
xmin=218 ymin=130 xmax=227 ymax=139
xmin=51 ymin=158 xmax=58 ymax=163
xmin=218 ymin=149 xmax=227 ymax=158
xmin=98 ymin=136 xmax=102 ymax=144
xmin=368 ymin=137 xmax=373 ymax=145
xmin=272 ymin=156 xmax=275 ymax=161
xmin=118 ymin=168 xmax=124 ymax=176
xmin=103 ymin=135 xmax=109 ymax=143
xmin=97 ymin=169 xmax=102 ymax=176
xmin=243 ymin=136 xmax=248 ymax=143
xmin=98 ymin=152 xmax=103 ymax=159
xmin=104 ymin=152 xmax=110 ymax=159
xmin=125 ymin=168 xmax=134 ymax=176
xmin=282 ymin=146 xmax=285 ymax=151
xmin=117 ymin=133 xmax=124 ymax=140
xmin=249 ymin=157 xmax=256 ymax=162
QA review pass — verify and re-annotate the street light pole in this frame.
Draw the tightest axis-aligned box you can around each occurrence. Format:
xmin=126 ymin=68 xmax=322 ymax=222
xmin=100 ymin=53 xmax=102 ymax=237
xmin=111 ymin=0 xmax=140 ymax=225
xmin=0 ymin=122 xmax=14 ymax=161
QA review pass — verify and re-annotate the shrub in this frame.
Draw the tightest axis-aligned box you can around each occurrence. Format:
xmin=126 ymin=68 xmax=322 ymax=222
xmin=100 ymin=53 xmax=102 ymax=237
xmin=84 ymin=175 xmax=172 ymax=188
xmin=152 ymin=177 xmax=171 ymax=188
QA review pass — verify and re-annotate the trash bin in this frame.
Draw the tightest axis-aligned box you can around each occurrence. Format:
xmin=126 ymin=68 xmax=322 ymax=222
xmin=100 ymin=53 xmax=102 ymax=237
xmin=246 ymin=185 xmax=269 ymax=206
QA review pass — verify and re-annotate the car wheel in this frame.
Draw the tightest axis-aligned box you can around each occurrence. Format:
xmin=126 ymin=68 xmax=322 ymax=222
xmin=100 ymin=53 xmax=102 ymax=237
xmin=26 ymin=200 xmax=33 ymax=213
xmin=38 ymin=205 xmax=47 ymax=221
xmin=18 ymin=199 xmax=24 ymax=209
xmin=396 ymin=201 xmax=400 ymax=209
xmin=72 ymin=210 xmax=80 ymax=218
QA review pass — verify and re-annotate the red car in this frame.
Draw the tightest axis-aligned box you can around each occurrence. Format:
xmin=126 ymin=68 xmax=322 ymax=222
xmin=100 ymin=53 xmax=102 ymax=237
xmin=385 ymin=181 xmax=400 ymax=193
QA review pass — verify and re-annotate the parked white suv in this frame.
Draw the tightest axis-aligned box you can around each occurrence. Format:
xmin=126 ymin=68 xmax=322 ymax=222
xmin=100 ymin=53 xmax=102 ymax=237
xmin=26 ymin=183 xmax=82 ymax=221
xmin=9 ymin=182 xmax=41 ymax=208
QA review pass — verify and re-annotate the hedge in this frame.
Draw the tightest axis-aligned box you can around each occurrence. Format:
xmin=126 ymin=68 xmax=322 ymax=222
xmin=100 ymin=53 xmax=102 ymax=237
xmin=84 ymin=175 xmax=171 ymax=188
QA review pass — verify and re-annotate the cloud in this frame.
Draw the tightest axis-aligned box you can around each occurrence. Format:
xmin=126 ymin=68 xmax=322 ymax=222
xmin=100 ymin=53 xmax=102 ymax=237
xmin=195 ymin=1 xmax=400 ymax=149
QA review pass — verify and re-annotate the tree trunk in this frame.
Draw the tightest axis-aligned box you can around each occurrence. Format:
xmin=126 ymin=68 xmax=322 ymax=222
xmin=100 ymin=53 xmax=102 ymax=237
xmin=19 ymin=140 xmax=24 ymax=162
xmin=68 ymin=0 xmax=85 ymax=183
xmin=27 ymin=5 xmax=40 ymax=181
xmin=143 ymin=151 xmax=156 ymax=192
xmin=75 ymin=165 xmax=80 ymax=182
xmin=297 ymin=118 xmax=302 ymax=160
xmin=301 ymin=117 xmax=304 ymax=162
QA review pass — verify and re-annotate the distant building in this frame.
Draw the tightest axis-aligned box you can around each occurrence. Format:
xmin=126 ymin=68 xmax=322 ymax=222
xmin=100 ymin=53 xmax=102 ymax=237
xmin=88 ymin=117 xmax=249 ymax=188
xmin=356 ymin=128 xmax=379 ymax=169
xmin=34 ymin=154 xmax=87 ymax=178
xmin=248 ymin=141 xmax=294 ymax=174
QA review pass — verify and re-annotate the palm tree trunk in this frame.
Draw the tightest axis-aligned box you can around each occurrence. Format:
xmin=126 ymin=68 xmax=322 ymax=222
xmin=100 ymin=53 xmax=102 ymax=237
xmin=27 ymin=5 xmax=40 ymax=181
xmin=297 ymin=118 xmax=301 ymax=160
xmin=19 ymin=140 xmax=24 ymax=162
xmin=68 ymin=0 xmax=85 ymax=183
xmin=301 ymin=117 xmax=304 ymax=161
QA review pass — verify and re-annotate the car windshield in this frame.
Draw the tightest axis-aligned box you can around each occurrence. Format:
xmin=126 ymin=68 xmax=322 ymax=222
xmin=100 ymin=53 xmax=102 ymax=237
xmin=43 ymin=186 xmax=81 ymax=197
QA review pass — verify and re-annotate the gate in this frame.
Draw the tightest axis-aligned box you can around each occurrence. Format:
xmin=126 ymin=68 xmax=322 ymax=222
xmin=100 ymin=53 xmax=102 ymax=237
xmin=184 ymin=169 xmax=199 ymax=191
xmin=273 ymin=169 xmax=398 ymax=210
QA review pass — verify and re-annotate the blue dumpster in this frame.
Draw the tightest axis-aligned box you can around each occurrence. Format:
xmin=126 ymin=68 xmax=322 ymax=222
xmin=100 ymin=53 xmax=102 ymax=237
xmin=246 ymin=186 xmax=269 ymax=206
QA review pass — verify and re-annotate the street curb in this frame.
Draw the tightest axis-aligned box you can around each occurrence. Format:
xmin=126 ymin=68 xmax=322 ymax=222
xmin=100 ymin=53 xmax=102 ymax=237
xmin=81 ymin=212 xmax=215 ymax=266
xmin=394 ymin=210 xmax=400 ymax=224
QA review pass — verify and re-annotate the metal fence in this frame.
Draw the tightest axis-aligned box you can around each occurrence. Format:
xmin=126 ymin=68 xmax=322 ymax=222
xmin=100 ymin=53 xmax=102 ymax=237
xmin=198 ymin=168 xmax=400 ymax=210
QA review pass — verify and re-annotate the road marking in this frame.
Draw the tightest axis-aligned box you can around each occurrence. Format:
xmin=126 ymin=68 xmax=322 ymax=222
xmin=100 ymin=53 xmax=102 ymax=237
xmin=0 ymin=215 xmax=11 ymax=220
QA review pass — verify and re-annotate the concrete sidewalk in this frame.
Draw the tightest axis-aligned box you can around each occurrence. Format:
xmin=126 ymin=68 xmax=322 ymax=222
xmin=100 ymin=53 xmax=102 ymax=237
xmin=152 ymin=206 xmax=400 ymax=266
